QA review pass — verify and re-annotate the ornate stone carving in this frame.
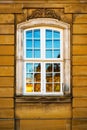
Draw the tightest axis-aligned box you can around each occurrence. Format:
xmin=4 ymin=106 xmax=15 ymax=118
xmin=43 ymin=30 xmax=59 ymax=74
xmin=27 ymin=9 xmax=60 ymax=20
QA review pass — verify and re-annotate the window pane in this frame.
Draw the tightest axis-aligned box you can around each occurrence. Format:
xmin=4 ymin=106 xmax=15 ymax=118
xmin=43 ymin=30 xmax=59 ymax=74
xmin=54 ymin=63 xmax=60 ymax=72
xmin=26 ymin=83 xmax=33 ymax=92
xmin=34 ymin=73 xmax=41 ymax=82
xmin=46 ymin=73 xmax=52 ymax=82
xmin=46 ymin=83 xmax=52 ymax=92
xmin=46 ymin=30 xmax=52 ymax=39
xmin=26 ymin=30 xmax=32 ymax=38
xmin=46 ymin=50 xmax=52 ymax=58
xmin=54 ymin=73 xmax=60 ymax=82
xmin=34 ymin=83 xmax=41 ymax=92
xmin=46 ymin=63 xmax=52 ymax=72
xmin=26 ymin=49 xmax=32 ymax=58
xmin=34 ymin=63 xmax=41 ymax=72
xmin=26 ymin=63 xmax=33 ymax=72
xmin=26 ymin=73 xmax=33 ymax=82
xmin=53 ymin=40 xmax=60 ymax=49
xmin=54 ymin=83 xmax=60 ymax=92
xmin=46 ymin=40 xmax=52 ymax=48
xmin=53 ymin=31 xmax=60 ymax=38
xmin=34 ymin=40 xmax=40 ymax=48
xmin=34 ymin=29 xmax=40 ymax=38
xmin=26 ymin=40 xmax=32 ymax=48
xmin=54 ymin=50 xmax=60 ymax=58
xmin=34 ymin=50 xmax=40 ymax=58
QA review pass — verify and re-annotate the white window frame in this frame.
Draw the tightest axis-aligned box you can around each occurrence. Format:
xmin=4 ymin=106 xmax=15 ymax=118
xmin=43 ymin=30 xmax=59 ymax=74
xmin=16 ymin=18 xmax=70 ymax=96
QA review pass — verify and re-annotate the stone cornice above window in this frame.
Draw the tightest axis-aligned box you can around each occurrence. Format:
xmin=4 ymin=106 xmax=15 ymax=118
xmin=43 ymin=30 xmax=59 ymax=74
xmin=27 ymin=9 xmax=61 ymax=20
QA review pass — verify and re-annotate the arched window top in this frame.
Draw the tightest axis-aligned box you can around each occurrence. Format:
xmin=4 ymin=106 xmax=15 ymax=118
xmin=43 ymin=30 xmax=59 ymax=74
xmin=17 ymin=18 xmax=70 ymax=30
xmin=24 ymin=27 xmax=63 ymax=60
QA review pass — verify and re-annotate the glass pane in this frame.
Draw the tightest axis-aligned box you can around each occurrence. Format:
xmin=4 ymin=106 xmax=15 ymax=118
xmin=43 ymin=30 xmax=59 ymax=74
xmin=26 ymin=63 xmax=33 ymax=73
xmin=34 ymin=83 xmax=41 ymax=92
xmin=34 ymin=73 xmax=41 ymax=82
xmin=34 ymin=63 xmax=41 ymax=72
xmin=54 ymin=73 xmax=60 ymax=82
xmin=53 ymin=40 xmax=60 ymax=49
xmin=46 ymin=50 xmax=52 ymax=58
xmin=53 ymin=31 xmax=60 ymax=39
xmin=46 ymin=83 xmax=52 ymax=92
xmin=54 ymin=63 xmax=60 ymax=72
xmin=34 ymin=29 xmax=40 ymax=38
xmin=54 ymin=83 xmax=60 ymax=92
xmin=34 ymin=40 xmax=40 ymax=48
xmin=26 ymin=40 xmax=32 ymax=48
xmin=46 ymin=40 xmax=52 ymax=48
xmin=46 ymin=63 xmax=52 ymax=72
xmin=46 ymin=73 xmax=52 ymax=82
xmin=54 ymin=50 xmax=60 ymax=58
xmin=34 ymin=50 xmax=40 ymax=58
xmin=26 ymin=30 xmax=32 ymax=38
xmin=46 ymin=30 xmax=52 ymax=39
xmin=26 ymin=49 xmax=32 ymax=58
xmin=26 ymin=73 xmax=33 ymax=82
xmin=26 ymin=83 xmax=33 ymax=92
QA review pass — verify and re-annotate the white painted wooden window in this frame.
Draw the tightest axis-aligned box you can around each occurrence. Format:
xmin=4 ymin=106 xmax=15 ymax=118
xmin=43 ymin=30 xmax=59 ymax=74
xmin=16 ymin=18 xmax=70 ymax=96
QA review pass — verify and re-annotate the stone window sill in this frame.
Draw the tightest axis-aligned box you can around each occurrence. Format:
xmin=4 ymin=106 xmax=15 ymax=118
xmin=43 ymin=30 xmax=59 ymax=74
xmin=15 ymin=95 xmax=72 ymax=103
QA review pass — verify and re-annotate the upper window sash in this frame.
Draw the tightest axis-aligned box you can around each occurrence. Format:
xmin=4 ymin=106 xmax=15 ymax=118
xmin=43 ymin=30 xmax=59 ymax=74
xmin=23 ymin=27 xmax=63 ymax=61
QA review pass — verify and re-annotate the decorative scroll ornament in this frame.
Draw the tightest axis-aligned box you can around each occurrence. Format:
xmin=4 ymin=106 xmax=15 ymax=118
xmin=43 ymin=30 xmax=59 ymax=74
xmin=27 ymin=9 xmax=60 ymax=20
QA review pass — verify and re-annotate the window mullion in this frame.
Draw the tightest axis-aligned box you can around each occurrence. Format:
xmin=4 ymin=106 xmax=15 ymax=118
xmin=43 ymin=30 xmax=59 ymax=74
xmin=41 ymin=28 xmax=45 ymax=94
xmin=41 ymin=28 xmax=45 ymax=59
xmin=41 ymin=63 xmax=45 ymax=94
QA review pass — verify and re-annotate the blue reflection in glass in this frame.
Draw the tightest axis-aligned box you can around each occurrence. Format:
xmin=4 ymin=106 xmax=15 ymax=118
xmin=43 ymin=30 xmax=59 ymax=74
xmin=26 ymin=63 xmax=33 ymax=73
xmin=26 ymin=73 xmax=33 ymax=82
xmin=26 ymin=30 xmax=32 ymax=38
xmin=46 ymin=50 xmax=52 ymax=58
xmin=26 ymin=73 xmax=29 ymax=78
xmin=46 ymin=30 xmax=52 ymax=39
xmin=34 ymin=40 xmax=40 ymax=48
xmin=26 ymin=63 xmax=29 ymax=72
xmin=54 ymin=50 xmax=60 ymax=58
xmin=53 ymin=31 xmax=60 ymax=38
xmin=26 ymin=49 xmax=32 ymax=58
xmin=53 ymin=40 xmax=60 ymax=49
xmin=34 ymin=50 xmax=40 ymax=58
xmin=34 ymin=29 xmax=40 ymax=38
xmin=46 ymin=40 xmax=52 ymax=48
xmin=34 ymin=63 xmax=41 ymax=72
xmin=26 ymin=40 xmax=32 ymax=48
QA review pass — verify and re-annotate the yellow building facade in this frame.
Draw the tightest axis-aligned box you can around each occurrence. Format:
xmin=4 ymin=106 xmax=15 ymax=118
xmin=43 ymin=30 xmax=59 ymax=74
xmin=0 ymin=0 xmax=87 ymax=129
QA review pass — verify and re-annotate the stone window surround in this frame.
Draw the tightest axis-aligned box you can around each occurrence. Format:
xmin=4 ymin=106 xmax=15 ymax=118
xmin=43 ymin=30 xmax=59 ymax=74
xmin=16 ymin=18 xmax=70 ymax=97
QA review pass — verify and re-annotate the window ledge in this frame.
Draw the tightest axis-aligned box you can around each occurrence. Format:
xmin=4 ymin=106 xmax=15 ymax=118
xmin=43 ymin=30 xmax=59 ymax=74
xmin=15 ymin=95 xmax=72 ymax=103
